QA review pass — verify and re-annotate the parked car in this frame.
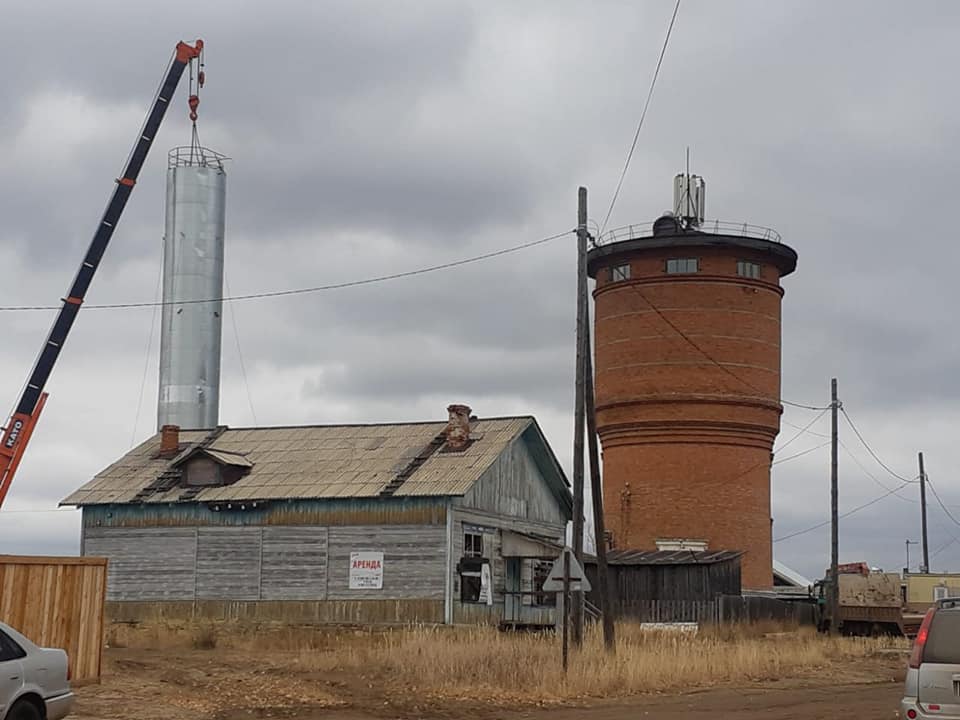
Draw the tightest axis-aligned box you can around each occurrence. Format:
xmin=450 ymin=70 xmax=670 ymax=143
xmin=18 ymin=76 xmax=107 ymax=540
xmin=0 ymin=622 xmax=73 ymax=720
xmin=903 ymin=597 xmax=960 ymax=719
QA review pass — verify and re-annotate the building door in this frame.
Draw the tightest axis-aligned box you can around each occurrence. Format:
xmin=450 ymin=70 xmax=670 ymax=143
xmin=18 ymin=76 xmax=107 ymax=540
xmin=505 ymin=558 xmax=521 ymax=623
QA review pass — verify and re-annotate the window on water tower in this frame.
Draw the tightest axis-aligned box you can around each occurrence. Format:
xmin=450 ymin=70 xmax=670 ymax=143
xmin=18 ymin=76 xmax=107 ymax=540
xmin=609 ymin=264 xmax=631 ymax=282
xmin=665 ymin=258 xmax=699 ymax=274
xmin=736 ymin=260 xmax=761 ymax=279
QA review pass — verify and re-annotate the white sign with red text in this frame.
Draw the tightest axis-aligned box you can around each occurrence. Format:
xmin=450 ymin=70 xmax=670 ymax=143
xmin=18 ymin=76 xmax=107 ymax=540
xmin=349 ymin=551 xmax=384 ymax=590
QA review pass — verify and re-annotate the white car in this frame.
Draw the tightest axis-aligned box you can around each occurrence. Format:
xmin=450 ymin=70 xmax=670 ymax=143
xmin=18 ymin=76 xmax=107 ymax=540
xmin=0 ymin=623 xmax=73 ymax=720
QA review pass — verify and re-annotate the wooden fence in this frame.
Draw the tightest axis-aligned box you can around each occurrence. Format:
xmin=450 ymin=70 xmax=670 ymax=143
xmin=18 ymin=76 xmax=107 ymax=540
xmin=611 ymin=596 xmax=818 ymax=626
xmin=0 ymin=555 xmax=107 ymax=682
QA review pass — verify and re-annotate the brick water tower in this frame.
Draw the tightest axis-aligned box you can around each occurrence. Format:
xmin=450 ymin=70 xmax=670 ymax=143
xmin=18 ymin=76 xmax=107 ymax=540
xmin=587 ymin=175 xmax=797 ymax=588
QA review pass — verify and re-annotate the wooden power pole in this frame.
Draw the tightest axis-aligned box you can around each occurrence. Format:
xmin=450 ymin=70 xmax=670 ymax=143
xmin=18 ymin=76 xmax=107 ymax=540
xmin=919 ymin=452 xmax=929 ymax=573
xmin=830 ymin=378 xmax=840 ymax=636
xmin=584 ymin=297 xmax=616 ymax=651
xmin=571 ymin=187 xmax=587 ymax=646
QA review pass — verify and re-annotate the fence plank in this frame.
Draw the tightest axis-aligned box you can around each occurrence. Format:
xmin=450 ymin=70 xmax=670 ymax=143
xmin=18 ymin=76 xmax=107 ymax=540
xmin=0 ymin=555 xmax=106 ymax=682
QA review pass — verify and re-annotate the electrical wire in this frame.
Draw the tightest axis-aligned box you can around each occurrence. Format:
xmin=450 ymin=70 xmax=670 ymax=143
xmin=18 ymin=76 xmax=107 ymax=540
xmin=616 ymin=279 xmax=829 ymax=410
xmin=926 ymin=476 xmax=960 ymax=529
xmin=840 ymin=440 xmax=916 ymax=503
xmin=225 ymin=272 xmax=258 ymax=426
xmin=598 ymin=0 xmax=682 ymax=236
xmin=781 ymin=417 xmax=830 ymax=440
xmin=774 ymin=407 xmax=828 ymax=454
xmin=0 ymin=230 xmax=574 ymax=312
xmin=773 ymin=440 xmax=831 ymax=465
xmin=130 ymin=241 xmax=164 ymax=447
xmin=773 ymin=479 xmax=915 ymax=543
xmin=840 ymin=407 xmax=914 ymax=483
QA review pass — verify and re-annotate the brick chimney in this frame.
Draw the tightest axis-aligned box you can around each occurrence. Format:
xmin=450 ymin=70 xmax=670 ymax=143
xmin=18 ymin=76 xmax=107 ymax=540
xmin=445 ymin=404 xmax=472 ymax=450
xmin=159 ymin=424 xmax=180 ymax=458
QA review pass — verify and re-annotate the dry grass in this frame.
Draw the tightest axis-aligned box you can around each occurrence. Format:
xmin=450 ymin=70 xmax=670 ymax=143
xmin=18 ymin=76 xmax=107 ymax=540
xmin=104 ymin=620 xmax=909 ymax=705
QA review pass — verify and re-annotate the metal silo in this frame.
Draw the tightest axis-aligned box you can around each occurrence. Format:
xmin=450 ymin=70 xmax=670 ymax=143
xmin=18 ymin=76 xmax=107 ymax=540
xmin=157 ymin=146 xmax=227 ymax=430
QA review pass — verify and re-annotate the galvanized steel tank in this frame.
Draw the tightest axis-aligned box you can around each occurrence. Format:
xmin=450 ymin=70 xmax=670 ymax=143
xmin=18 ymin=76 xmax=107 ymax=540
xmin=157 ymin=146 xmax=227 ymax=430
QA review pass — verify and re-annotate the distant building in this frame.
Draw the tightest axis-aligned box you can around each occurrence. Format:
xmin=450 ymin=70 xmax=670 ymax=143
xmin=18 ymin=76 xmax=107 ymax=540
xmin=61 ymin=405 xmax=571 ymax=627
xmin=903 ymin=572 xmax=960 ymax=613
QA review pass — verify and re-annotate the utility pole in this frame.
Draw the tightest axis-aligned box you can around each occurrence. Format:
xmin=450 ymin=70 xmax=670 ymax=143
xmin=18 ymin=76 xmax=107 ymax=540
xmin=830 ymin=378 xmax=840 ymax=636
xmin=584 ymin=303 xmax=616 ymax=651
xmin=571 ymin=187 xmax=587 ymax=647
xmin=919 ymin=452 xmax=929 ymax=573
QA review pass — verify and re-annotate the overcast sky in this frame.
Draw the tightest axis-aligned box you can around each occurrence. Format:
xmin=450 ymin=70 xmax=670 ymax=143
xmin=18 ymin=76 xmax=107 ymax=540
xmin=1 ymin=0 xmax=958 ymax=583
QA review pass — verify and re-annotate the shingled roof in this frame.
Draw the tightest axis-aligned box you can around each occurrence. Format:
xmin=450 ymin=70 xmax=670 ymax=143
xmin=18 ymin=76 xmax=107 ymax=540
xmin=61 ymin=416 xmax=569 ymax=508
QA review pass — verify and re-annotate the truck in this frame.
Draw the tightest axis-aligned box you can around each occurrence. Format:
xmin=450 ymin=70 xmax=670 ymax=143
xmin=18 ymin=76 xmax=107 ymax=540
xmin=815 ymin=562 xmax=904 ymax=636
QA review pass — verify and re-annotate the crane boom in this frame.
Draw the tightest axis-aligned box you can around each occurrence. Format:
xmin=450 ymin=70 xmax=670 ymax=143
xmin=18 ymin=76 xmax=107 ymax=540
xmin=0 ymin=40 xmax=204 ymax=510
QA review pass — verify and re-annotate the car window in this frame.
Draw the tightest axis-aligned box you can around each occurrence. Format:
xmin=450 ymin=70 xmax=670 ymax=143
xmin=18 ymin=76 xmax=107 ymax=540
xmin=0 ymin=630 xmax=26 ymax=662
xmin=925 ymin=610 xmax=960 ymax=664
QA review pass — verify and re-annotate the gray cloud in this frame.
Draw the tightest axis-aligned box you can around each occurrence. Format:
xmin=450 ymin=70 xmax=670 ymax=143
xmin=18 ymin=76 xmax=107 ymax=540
xmin=1 ymin=0 xmax=959 ymax=582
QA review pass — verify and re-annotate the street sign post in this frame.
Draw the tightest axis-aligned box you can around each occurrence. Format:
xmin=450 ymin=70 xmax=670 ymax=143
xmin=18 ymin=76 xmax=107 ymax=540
xmin=543 ymin=546 xmax=591 ymax=672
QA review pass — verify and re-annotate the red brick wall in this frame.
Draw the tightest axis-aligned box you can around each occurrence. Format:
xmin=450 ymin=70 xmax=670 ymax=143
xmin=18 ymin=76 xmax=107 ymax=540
xmin=593 ymin=244 xmax=786 ymax=589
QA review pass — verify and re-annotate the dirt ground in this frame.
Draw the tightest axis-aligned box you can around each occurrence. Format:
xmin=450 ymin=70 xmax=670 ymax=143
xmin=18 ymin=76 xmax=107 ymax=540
xmin=71 ymin=645 xmax=909 ymax=720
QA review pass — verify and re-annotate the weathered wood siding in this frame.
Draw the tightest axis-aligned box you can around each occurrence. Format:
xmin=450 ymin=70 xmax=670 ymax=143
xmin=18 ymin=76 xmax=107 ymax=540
xmin=585 ymin=558 xmax=742 ymax=617
xmin=449 ymin=508 xmax=564 ymax=625
xmin=0 ymin=555 xmax=107 ymax=682
xmin=327 ymin=526 xmax=445 ymax=600
xmin=457 ymin=434 xmax=568 ymax=526
xmin=196 ymin=528 xmax=261 ymax=600
xmin=85 ymin=524 xmax=445 ymax=604
xmin=107 ymin=599 xmax=444 ymax=625
xmin=260 ymin=527 xmax=327 ymax=600
xmin=82 ymin=497 xmax=446 ymax=528
xmin=85 ymin=527 xmax=196 ymax=600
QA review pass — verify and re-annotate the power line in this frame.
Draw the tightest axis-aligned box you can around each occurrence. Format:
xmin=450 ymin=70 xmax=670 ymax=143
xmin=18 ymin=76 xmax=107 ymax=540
xmin=225 ymin=272 xmax=258 ymax=426
xmin=781 ymin=418 xmax=830 ymax=440
xmin=0 ymin=508 xmax=76 ymax=515
xmin=773 ymin=479 xmax=915 ymax=543
xmin=839 ymin=440 xmax=915 ymax=503
xmin=775 ymin=407 xmax=828 ymax=454
xmin=0 ymin=230 xmax=575 ymax=312
xmin=617 ymin=279 xmax=829 ymax=411
xmin=926 ymin=476 xmax=960 ymax=529
xmin=130 ymin=240 xmax=164 ymax=447
xmin=840 ymin=407 xmax=914 ymax=484
xmin=773 ymin=440 xmax=831 ymax=465
xmin=598 ymin=0 xmax=682 ymax=236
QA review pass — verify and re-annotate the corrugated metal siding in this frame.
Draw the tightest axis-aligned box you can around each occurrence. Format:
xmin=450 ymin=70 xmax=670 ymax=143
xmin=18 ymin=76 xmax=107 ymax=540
xmin=196 ymin=528 xmax=261 ymax=600
xmin=82 ymin=497 xmax=446 ymax=528
xmin=456 ymin=434 xmax=568 ymax=526
xmin=260 ymin=527 xmax=328 ymax=600
xmin=85 ymin=527 xmax=197 ymax=601
xmin=326 ymin=525 xmax=446 ymax=601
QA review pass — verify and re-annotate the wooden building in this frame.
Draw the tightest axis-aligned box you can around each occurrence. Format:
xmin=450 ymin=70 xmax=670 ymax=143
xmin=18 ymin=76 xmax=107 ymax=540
xmin=585 ymin=549 xmax=743 ymax=623
xmin=61 ymin=406 xmax=571 ymax=627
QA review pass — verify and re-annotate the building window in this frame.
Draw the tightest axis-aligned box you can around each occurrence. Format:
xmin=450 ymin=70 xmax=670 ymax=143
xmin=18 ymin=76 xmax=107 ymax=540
xmin=464 ymin=532 xmax=483 ymax=558
xmin=609 ymin=264 xmax=631 ymax=282
xmin=533 ymin=560 xmax=555 ymax=607
xmin=461 ymin=569 xmax=482 ymax=602
xmin=458 ymin=557 xmax=490 ymax=603
xmin=736 ymin=260 xmax=761 ymax=279
xmin=666 ymin=258 xmax=699 ymax=274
